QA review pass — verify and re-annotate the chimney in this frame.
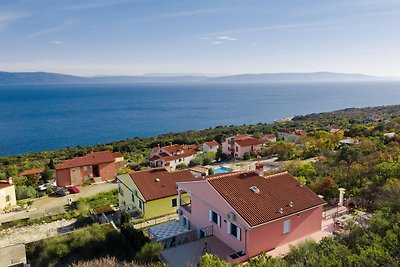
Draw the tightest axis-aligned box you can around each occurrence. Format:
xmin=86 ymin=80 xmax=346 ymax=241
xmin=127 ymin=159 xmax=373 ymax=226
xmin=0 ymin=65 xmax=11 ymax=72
xmin=338 ymin=188 xmax=346 ymax=206
xmin=8 ymin=177 xmax=13 ymax=185
xmin=255 ymin=162 xmax=264 ymax=176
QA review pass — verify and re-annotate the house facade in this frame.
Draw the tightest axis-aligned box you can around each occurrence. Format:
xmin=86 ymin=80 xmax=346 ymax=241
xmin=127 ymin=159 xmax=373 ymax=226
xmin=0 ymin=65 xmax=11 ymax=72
xmin=221 ymin=134 xmax=266 ymax=158
xmin=176 ymin=170 xmax=325 ymax=262
xmin=56 ymin=151 xmax=116 ymax=187
xmin=0 ymin=178 xmax=17 ymax=210
xmin=277 ymin=129 xmax=307 ymax=144
xmin=117 ymin=168 xmax=197 ymax=219
xmin=203 ymin=140 xmax=219 ymax=152
xmin=149 ymin=144 xmax=197 ymax=171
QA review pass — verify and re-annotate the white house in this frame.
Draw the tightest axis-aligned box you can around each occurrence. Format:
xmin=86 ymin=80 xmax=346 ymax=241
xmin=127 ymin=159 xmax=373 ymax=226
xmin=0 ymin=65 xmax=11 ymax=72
xmin=203 ymin=140 xmax=219 ymax=152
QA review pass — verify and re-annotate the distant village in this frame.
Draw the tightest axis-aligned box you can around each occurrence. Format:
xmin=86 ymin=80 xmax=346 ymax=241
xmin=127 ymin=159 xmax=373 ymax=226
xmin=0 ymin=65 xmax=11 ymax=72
xmin=0 ymin=113 xmax=395 ymax=266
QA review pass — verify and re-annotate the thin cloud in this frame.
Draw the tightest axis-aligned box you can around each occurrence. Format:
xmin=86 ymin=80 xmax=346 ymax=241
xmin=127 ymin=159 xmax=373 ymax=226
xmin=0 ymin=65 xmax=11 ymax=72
xmin=66 ymin=0 xmax=139 ymax=11
xmin=0 ymin=13 xmax=29 ymax=30
xmin=29 ymin=20 xmax=76 ymax=37
xmin=50 ymin=40 xmax=63 ymax=45
xmin=210 ymin=22 xmax=316 ymax=36
xmin=148 ymin=9 xmax=219 ymax=20
xmin=211 ymin=41 xmax=223 ymax=45
xmin=217 ymin=36 xmax=236 ymax=41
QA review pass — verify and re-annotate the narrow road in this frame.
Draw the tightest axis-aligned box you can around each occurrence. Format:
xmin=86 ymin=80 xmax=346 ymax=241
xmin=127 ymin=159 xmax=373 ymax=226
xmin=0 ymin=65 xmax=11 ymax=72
xmin=0 ymin=182 xmax=117 ymax=224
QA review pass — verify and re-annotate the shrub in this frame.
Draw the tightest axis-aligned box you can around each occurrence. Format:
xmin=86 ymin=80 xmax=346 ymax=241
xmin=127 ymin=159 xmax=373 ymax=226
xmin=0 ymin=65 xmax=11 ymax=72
xmin=242 ymin=152 xmax=251 ymax=160
xmin=15 ymin=185 xmax=37 ymax=200
xmin=176 ymin=163 xmax=188 ymax=170
xmin=83 ymin=179 xmax=92 ymax=186
xmin=135 ymin=242 xmax=163 ymax=263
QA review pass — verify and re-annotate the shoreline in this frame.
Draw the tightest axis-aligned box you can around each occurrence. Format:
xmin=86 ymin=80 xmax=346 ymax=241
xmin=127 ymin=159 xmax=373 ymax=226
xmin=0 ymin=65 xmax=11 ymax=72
xmin=1 ymin=103 xmax=400 ymax=158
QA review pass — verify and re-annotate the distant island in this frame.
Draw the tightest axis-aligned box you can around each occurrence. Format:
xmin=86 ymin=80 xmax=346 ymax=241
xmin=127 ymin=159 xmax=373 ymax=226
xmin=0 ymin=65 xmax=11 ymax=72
xmin=0 ymin=71 xmax=397 ymax=85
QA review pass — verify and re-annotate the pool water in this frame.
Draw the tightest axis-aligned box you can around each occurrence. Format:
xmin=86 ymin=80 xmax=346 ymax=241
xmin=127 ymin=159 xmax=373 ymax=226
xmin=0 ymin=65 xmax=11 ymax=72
xmin=213 ymin=166 xmax=232 ymax=174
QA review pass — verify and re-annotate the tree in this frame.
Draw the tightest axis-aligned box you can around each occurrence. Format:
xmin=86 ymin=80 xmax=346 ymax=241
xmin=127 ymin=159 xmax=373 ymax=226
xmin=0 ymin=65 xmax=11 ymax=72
xmin=120 ymin=223 xmax=149 ymax=253
xmin=47 ymin=158 xmax=55 ymax=169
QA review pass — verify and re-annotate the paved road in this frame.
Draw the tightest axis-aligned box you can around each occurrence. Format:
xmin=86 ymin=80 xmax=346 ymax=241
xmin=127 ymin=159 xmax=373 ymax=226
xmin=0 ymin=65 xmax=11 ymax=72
xmin=0 ymin=182 xmax=117 ymax=224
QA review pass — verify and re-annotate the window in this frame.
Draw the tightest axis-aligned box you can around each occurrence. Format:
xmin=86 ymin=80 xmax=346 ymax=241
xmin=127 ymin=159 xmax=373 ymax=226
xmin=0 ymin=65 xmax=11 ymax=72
xmin=138 ymin=199 xmax=143 ymax=210
xmin=235 ymin=146 xmax=238 ymax=152
xmin=208 ymin=209 xmax=221 ymax=227
xmin=5 ymin=195 xmax=10 ymax=202
xmin=83 ymin=166 xmax=88 ymax=171
xmin=182 ymin=216 xmax=190 ymax=229
xmin=131 ymin=192 xmax=135 ymax=203
xmin=118 ymin=185 xmax=124 ymax=196
xmin=283 ymin=219 xmax=291 ymax=234
xmin=172 ymin=198 xmax=177 ymax=207
xmin=227 ymin=221 xmax=241 ymax=240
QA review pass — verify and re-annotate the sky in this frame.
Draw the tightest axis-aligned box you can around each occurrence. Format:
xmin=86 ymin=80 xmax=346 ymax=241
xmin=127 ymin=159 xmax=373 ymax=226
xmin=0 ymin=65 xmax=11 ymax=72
xmin=0 ymin=0 xmax=400 ymax=76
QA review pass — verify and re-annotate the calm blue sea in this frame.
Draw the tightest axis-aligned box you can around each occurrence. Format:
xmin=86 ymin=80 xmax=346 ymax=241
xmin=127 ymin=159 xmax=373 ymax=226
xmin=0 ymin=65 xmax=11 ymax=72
xmin=1 ymin=82 xmax=400 ymax=156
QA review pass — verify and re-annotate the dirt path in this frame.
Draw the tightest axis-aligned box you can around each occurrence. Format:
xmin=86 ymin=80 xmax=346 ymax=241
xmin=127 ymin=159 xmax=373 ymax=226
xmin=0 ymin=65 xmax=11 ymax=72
xmin=0 ymin=219 xmax=76 ymax=247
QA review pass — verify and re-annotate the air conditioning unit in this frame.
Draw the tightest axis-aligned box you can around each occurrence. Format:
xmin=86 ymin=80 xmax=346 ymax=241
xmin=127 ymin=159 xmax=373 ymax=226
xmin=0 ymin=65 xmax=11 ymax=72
xmin=227 ymin=212 xmax=235 ymax=220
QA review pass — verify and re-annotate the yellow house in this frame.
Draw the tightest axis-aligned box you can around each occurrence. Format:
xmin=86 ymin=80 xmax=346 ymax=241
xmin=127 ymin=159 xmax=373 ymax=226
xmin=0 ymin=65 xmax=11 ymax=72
xmin=117 ymin=168 xmax=196 ymax=219
xmin=0 ymin=179 xmax=17 ymax=210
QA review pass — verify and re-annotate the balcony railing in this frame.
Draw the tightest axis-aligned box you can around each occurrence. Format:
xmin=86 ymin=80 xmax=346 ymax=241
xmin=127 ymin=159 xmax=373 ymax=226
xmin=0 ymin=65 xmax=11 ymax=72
xmin=181 ymin=200 xmax=191 ymax=213
xmin=159 ymin=225 xmax=213 ymax=249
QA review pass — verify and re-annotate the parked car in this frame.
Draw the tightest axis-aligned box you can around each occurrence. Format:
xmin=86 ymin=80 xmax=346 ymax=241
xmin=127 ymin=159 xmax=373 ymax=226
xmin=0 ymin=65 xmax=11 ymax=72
xmin=37 ymin=183 xmax=48 ymax=191
xmin=52 ymin=188 xmax=70 ymax=197
xmin=66 ymin=186 xmax=80 ymax=194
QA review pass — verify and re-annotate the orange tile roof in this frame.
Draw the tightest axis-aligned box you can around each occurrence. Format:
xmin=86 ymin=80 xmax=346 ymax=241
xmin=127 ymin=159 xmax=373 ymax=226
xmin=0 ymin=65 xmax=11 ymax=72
xmin=56 ymin=151 xmax=115 ymax=170
xmin=235 ymin=138 xmax=266 ymax=147
xmin=19 ymin=167 xmax=45 ymax=176
xmin=129 ymin=168 xmax=197 ymax=201
xmin=205 ymin=140 xmax=219 ymax=147
xmin=207 ymin=171 xmax=325 ymax=227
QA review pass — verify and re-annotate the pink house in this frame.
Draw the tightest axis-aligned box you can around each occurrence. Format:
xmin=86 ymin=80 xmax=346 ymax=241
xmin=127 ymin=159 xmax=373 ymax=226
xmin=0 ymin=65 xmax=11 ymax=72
xmin=221 ymin=134 xmax=266 ymax=159
xmin=175 ymin=169 xmax=325 ymax=263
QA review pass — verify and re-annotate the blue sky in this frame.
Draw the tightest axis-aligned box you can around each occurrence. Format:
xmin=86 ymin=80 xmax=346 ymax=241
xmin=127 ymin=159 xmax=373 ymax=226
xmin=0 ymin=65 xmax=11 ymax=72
xmin=1 ymin=0 xmax=400 ymax=76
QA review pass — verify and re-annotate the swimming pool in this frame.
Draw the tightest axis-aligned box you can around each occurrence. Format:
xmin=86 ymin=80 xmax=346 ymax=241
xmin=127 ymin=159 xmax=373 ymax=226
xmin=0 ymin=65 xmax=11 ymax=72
xmin=213 ymin=166 xmax=232 ymax=174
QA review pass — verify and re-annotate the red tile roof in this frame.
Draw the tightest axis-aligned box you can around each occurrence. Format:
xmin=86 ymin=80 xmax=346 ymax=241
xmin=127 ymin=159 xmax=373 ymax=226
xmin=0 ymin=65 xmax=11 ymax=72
xmin=112 ymin=152 xmax=123 ymax=158
xmin=207 ymin=171 xmax=325 ymax=227
xmin=294 ymin=130 xmax=308 ymax=136
xmin=205 ymin=140 xmax=219 ymax=147
xmin=129 ymin=168 xmax=197 ymax=201
xmin=160 ymin=150 xmax=196 ymax=161
xmin=265 ymin=134 xmax=276 ymax=139
xmin=19 ymin=167 xmax=45 ymax=176
xmin=235 ymin=138 xmax=266 ymax=147
xmin=163 ymin=144 xmax=184 ymax=154
xmin=0 ymin=180 xmax=13 ymax=190
xmin=56 ymin=151 xmax=115 ymax=170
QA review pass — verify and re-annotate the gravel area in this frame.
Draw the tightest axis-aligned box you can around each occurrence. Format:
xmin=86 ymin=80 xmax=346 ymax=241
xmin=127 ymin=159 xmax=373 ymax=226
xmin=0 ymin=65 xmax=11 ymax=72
xmin=0 ymin=219 xmax=76 ymax=247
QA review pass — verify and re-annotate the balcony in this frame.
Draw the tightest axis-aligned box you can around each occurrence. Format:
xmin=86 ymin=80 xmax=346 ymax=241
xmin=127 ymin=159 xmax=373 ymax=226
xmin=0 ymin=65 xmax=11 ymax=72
xmin=181 ymin=201 xmax=191 ymax=213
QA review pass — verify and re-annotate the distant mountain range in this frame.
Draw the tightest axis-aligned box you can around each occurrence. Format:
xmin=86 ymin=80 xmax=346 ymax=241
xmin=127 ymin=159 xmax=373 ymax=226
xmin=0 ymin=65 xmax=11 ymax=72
xmin=0 ymin=71 xmax=396 ymax=85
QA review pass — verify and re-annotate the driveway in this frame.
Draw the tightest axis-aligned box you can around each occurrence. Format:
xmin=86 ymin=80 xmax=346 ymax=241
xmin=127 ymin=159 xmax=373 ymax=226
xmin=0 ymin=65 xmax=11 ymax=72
xmin=0 ymin=182 xmax=117 ymax=224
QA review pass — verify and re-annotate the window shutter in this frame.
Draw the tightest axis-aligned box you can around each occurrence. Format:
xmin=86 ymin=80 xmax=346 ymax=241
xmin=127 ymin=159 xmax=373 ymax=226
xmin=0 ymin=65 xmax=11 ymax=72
xmin=237 ymin=227 xmax=241 ymax=240
xmin=217 ymin=214 xmax=221 ymax=227
xmin=208 ymin=209 xmax=212 ymax=221
xmin=227 ymin=221 xmax=231 ymax=234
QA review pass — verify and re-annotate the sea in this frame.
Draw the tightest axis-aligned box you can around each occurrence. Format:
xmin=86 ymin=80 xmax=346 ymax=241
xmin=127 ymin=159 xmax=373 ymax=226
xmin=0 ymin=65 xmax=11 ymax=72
xmin=1 ymin=81 xmax=400 ymax=156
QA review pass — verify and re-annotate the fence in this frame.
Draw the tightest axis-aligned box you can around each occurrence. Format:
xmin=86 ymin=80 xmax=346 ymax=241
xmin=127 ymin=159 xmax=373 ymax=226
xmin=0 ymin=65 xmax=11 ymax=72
xmin=158 ymin=225 xmax=213 ymax=249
